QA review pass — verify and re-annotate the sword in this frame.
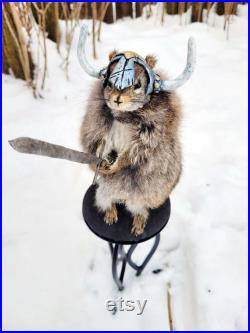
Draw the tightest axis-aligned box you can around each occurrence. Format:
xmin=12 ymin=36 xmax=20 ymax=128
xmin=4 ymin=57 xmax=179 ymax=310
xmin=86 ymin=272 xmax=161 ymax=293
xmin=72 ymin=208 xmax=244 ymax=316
xmin=8 ymin=137 xmax=101 ymax=165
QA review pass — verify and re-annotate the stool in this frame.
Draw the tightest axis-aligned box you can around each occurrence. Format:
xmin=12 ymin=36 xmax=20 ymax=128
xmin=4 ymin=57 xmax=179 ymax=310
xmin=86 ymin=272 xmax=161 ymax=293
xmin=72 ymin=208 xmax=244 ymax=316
xmin=82 ymin=184 xmax=171 ymax=291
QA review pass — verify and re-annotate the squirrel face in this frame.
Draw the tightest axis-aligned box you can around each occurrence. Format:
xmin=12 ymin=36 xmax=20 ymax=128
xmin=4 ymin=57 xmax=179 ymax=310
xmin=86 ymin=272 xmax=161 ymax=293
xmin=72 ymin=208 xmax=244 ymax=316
xmin=104 ymin=63 xmax=151 ymax=112
xmin=103 ymin=51 xmax=157 ymax=112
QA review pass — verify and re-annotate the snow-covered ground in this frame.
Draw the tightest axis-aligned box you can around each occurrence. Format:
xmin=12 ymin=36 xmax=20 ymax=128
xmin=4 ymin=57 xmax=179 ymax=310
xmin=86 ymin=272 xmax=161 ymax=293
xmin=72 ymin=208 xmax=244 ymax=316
xmin=2 ymin=6 xmax=248 ymax=331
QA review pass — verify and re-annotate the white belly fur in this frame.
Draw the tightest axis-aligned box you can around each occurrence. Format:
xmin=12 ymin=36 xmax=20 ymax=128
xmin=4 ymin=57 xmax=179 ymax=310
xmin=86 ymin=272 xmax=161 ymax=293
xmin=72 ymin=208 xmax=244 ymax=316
xmin=96 ymin=120 xmax=149 ymax=218
xmin=103 ymin=120 xmax=132 ymax=156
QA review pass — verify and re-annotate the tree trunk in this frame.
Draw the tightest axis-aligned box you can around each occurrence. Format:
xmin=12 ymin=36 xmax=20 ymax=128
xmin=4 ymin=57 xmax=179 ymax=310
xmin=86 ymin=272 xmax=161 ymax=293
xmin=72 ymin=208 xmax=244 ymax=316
xmin=216 ymin=2 xmax=225 ymax=15
xmin=2 ymin=2 xmax=34 ymax=81
xmin=102 ymin=3 xmax=113 ymax=23
xmin=116 ymin=2 xmax=133 ymax=20
xmin=45 ymin=3 xmax=60 ymax=49
xmin=191 ymin=3 xmax=204 ymax=23
xmin=31 ymin=2 xmax=60 ymax=48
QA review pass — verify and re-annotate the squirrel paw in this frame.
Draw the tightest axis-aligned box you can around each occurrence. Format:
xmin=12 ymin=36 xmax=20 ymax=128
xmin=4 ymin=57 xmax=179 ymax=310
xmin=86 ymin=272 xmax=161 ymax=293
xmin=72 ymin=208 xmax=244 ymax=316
xmin=104 ymin=204 xmax=118 ymax=225
xmin=131 ymin=214 xmax=146 ymax=236
xmin=98 ymin=159 xmax=114 ymax=174
xmin=99 ymin=151 xmax=118 ymax=175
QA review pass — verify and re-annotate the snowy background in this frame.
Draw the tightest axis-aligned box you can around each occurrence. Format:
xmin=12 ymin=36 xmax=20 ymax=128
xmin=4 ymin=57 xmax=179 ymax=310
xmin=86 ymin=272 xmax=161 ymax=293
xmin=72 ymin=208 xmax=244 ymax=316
xmin=3 ymin=5 xmax=248 ymax=331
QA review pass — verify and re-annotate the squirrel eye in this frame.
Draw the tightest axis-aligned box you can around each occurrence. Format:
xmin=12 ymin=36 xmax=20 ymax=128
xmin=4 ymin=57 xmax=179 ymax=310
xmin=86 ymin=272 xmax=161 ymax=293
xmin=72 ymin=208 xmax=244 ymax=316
xmin=134 ymin=82 xmax=141 ymax=90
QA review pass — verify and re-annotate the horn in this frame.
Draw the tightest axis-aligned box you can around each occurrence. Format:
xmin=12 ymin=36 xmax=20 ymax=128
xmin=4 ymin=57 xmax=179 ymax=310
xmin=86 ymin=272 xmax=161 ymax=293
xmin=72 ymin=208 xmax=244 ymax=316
xmin=160 ymin=37 xmax=196 ymax=91
xmin=77 ymin=25 xmax=102 ymax=79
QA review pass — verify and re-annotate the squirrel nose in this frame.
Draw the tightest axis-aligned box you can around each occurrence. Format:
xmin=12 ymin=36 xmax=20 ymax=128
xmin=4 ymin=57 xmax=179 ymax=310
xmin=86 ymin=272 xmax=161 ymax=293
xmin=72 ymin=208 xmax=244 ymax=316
xmin=114 ymin=95 xmax=122 ymax=105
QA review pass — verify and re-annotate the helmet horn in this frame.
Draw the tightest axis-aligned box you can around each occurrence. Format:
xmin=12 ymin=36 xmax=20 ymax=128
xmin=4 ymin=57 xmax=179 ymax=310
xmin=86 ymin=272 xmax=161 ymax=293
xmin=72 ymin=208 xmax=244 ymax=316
xmin=77 ymin=25 xmax=103 ymax=79
xmin=160 ymin=37 xmax=196 ymax=91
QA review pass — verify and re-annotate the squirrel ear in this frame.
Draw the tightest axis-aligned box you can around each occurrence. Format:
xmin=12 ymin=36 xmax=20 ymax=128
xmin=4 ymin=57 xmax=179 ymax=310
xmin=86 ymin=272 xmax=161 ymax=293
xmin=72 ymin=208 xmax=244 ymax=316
xmin=145 ymin=55 xmax=157 ymax=69
xmin=109 ymin=50 xmax=118 ymax=61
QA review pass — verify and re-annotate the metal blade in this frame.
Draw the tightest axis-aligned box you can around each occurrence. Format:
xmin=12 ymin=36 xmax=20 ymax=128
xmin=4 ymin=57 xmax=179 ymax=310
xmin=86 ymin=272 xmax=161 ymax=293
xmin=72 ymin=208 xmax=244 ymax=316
xmin=9 ymin=137 xmax=101 ymax=165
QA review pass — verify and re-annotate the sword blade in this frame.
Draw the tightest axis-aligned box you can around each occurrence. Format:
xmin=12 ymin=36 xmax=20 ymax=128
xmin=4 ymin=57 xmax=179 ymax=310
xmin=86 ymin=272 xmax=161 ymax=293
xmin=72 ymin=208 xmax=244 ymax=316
xmin=9 ymin=137 xmax=101 ymax=165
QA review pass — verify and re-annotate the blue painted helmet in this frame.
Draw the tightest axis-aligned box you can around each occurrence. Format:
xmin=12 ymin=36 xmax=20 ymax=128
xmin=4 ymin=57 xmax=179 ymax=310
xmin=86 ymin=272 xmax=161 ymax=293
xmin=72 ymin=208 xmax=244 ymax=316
xmin=77 ymin=25 xmax=196 ymax=93
xmin=99 ymin=52 xmax=161 ymax=95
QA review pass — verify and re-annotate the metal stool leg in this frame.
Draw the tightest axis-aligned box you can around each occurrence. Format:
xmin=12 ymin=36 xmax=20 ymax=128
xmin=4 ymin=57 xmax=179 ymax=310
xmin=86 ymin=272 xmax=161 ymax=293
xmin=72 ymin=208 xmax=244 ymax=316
xmin=119 ymin=247 xmax=127 ymax=284
xmin=111 ymin=244 xmax=127 ymax=291
xmin=109 ymin=234 xmax=160 ymax=289
xmin=127 ymin=234 xmax=161 ymax=276
xmin=109 ymin=242 xmax=114 ymax=255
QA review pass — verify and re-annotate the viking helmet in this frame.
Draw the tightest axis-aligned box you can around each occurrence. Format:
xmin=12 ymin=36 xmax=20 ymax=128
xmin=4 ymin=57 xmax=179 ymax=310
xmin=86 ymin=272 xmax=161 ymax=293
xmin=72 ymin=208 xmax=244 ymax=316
xmin=77 ymin=25 xmax=196 ymax=94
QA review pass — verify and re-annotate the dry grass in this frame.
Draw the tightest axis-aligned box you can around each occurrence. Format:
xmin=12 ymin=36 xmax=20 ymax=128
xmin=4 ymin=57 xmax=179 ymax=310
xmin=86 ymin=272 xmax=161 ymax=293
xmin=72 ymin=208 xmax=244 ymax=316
xmin=167 ymin=282 xmax=174 ymax=331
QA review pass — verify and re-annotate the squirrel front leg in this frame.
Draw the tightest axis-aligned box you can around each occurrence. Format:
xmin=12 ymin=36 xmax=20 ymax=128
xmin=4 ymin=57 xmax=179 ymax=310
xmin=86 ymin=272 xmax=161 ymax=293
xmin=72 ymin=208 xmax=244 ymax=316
xmin=98 ymin=142 xmax=152 ymax=175
xmin=98 ymin=150 xmax=131 ymax=175
xmin=89 ymin=139 xmax=106 ymax=172
xmin=96 ymin=121 xmax=158 ymax=174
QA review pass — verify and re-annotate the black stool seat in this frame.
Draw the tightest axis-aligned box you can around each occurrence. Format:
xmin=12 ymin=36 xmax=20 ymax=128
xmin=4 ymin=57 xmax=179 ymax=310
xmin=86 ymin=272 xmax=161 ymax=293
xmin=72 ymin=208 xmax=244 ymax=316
xmin=82 ymin=184 xmax=171 ymax=291
xmin=82 ymin=184 xmax=171 ymax=244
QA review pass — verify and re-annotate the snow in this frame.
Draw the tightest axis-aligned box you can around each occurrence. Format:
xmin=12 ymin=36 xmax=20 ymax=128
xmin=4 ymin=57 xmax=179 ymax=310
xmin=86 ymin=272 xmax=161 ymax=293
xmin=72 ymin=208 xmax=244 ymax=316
xmin=2 ymin=5 xmax=248 ymax=331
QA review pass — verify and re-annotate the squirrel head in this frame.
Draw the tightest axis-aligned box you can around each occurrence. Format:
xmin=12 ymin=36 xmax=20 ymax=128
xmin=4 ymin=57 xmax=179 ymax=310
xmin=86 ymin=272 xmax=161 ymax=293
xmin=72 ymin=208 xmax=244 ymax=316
xmin=77 ymin=24 xmax=196 ymax=111
xmin=103 ymin=50 xmax=158 ymax=112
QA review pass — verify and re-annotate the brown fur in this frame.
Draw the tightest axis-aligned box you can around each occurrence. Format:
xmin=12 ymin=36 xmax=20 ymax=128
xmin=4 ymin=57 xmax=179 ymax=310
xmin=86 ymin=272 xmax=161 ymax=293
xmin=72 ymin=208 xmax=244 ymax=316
xmin=109 ymin=50 xmax=118 ymax=61
xmin=80 ymin=67 xmax=182 ymax=235
xmin=104 ymin=203 xmax=118 ymax=225
xmin=131 ymin=214 xmax=147 ymax=236
xmin=145 ymin=55 xmax=157 ymax=68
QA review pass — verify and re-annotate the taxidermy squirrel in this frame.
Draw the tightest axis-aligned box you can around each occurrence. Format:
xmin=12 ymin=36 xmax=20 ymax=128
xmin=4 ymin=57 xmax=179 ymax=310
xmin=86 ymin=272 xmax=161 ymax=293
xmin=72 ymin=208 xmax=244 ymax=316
xmin=78 ymin=26 xmax=196 ymax=236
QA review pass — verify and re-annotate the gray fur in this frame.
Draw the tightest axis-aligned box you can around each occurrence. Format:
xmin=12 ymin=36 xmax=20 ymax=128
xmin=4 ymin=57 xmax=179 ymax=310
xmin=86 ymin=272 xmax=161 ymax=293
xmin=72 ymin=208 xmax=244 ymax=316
xmin=80 ymin=77 xmax=182 ymax=218
xmin=77 ymin=27 xmax=191 ymax=234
